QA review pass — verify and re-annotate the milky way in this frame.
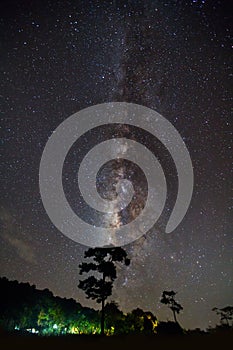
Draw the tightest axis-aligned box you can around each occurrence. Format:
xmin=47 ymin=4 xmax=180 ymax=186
xmin=0 ymin=0 xmax=232 ymax=330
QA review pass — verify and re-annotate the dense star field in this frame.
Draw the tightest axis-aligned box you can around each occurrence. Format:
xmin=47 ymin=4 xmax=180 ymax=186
xmin=0 ymin=0 xmax=232 ymax=330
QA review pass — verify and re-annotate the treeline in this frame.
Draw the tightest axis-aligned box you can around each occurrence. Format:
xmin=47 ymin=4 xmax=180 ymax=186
xmin=0 ymin=277 xmax=157 ymax=335
xmin=0 ymin=277 xmax=232 ymax=337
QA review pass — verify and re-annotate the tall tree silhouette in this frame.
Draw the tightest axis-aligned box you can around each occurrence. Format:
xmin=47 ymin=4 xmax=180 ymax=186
xmin=78 ymin=247 xmax=130 ymax=335
xmin=160 ymin=291 xmax=183 ymax=323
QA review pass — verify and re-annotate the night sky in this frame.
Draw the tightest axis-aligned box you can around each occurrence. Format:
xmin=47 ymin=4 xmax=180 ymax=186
xmin=1 ymin=0 xmax=232 ymax=330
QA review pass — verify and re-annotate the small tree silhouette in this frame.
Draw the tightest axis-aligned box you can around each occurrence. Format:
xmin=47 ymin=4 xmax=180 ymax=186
xmin=78 ymin=247 xmax=130 ymax=335
xmin=212 ymin=306 xmax=233 ymax=327
xmin=160 ymin=291 xmax=183 ymax=323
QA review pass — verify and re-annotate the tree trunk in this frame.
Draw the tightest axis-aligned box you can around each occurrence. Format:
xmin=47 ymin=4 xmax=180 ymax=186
xmin=101 ymin=273 xmax=105 ymax=335
xmin=172 ymin=309 xmax=177 ymax=323
xmin=101 ymin=297 xmax=105 ymax=335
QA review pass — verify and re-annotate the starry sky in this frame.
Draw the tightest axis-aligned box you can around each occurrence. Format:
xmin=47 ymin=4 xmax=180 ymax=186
xmin=0 ymin=0 xmax=232 ymax=330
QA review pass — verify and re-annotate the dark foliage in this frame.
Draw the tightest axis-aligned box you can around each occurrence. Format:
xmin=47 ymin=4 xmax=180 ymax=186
xmin=157 ymin=321 xmax=183 ymax=336
xmin=0 ymin=276 xmax=99 ymax=334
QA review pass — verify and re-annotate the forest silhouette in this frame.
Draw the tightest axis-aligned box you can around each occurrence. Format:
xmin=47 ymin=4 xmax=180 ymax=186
xmin=0 ymin=247 xmax=232 ymax=348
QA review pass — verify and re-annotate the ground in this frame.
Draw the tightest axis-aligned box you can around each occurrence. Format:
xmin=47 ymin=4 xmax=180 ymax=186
xmin=1 ymin=331 xmax=232 ymax=350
